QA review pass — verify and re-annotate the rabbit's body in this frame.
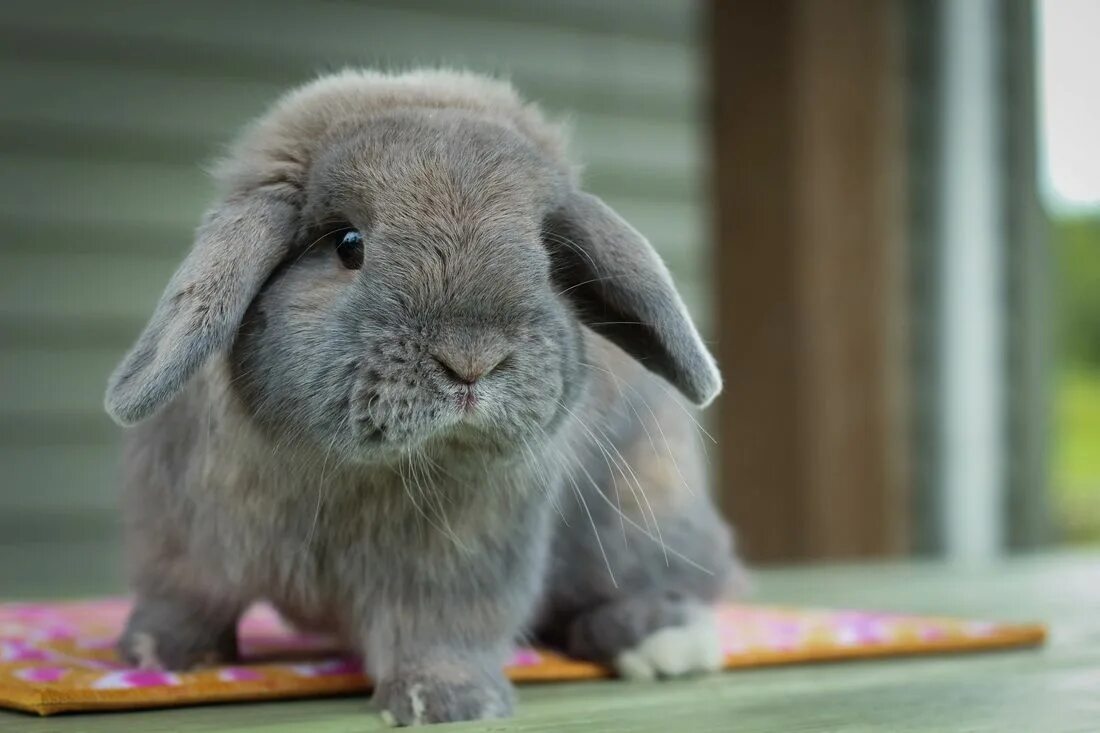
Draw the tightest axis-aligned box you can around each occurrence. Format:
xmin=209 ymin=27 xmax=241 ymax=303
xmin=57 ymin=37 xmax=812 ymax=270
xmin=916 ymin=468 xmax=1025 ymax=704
xmin=107 ymin=70 xmax=739 ymax=725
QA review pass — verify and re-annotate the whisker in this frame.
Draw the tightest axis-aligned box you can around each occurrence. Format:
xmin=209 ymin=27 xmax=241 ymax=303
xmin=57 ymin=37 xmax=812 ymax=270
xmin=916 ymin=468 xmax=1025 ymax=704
xmin=571 ymin=457 xmax=714 ymax=576
xmin=301 ymin=414 xmax=348 ymax=556
xmin=555 ymin=274 xmax=624 ymax=298
xmin=541 ymin=413 xmax=712 ymax=579
xmin=578 ymin=361 xmax=697 ymax=497
xmin=408 ymin=448 xmax=468 ymax=552
xmin=396 ymin=450 xmax=431 ymax=543
xmin=590 ymin=420 xmax=668 ymax=565
xmin=581 ymin=359 xmax=716 ymax=445
xmin=554 ymin=400 xmax=636 ymax=542
xmin=292 ymin=225 xmax=353 ymax=266
xmin=423 ymin=452 xmax=466 ymax=547
xmin=543 ymin=231 xmax=601 ymax=274
xmin=519 ymin=433 xmax=568 ymax=526
xmin=559 ymin=453 xmax=618 ymax=588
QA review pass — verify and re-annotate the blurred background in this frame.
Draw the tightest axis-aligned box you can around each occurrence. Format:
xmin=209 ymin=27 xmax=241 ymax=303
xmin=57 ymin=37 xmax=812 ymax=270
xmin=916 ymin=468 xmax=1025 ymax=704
xmin=0 ymin=0 xmax=1095 ymax=590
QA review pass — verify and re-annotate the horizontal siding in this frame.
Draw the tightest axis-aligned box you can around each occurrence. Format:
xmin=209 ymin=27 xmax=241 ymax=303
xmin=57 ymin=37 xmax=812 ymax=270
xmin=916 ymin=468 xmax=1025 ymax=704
xmin=0 ymin=0 xmax=708 ymax=541
xmin=0 ymin=252 xmax=178 ymax=323
xmin=0 ymin=156 xmax=210 ymax=232
xmin=364 ymin=0 xmax=698 ymax=43
xmin=1 ymin=348 xmax=121 ymax=416
xmin=0 ymin=446 xmax=120 ymax=515
xmin=0 ymin=1 xmax=699 ymax=118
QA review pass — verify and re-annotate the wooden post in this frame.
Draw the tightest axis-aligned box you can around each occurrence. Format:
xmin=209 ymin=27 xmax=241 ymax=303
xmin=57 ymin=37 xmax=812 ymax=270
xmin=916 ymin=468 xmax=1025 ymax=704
xmin=708 ymin=0 xmax=909 ymax=562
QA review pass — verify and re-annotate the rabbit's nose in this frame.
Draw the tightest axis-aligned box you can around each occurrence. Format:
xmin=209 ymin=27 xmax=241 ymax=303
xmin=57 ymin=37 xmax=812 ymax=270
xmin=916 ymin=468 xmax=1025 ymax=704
xmin=431 ymin=347 xmax=511 ymax=386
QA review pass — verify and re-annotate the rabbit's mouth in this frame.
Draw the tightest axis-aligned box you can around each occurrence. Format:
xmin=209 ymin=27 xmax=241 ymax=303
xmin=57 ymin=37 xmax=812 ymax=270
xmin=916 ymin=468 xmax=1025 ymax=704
xmin=344 ymin=417 xmax=518 ymax=467
xmin=344 ymin=386 xmax=549 ymax=464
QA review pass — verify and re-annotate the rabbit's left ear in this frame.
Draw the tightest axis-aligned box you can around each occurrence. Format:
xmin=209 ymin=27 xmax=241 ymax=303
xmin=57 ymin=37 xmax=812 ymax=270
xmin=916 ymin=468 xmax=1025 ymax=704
xmin=105 ymin=188 xmax=298 ymax=426
xmin=544 ymin=190 xmax=721 ymax=407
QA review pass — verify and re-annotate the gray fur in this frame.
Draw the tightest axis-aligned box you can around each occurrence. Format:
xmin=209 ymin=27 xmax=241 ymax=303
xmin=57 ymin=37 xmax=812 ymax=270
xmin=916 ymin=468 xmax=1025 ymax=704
xmin=106 ymin=69 xmax=741 ymax=726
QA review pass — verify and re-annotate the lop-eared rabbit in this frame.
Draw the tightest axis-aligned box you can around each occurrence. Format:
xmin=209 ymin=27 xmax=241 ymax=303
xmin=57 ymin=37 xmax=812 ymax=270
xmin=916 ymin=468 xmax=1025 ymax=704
xmin=105 ymin=69 xmax=741 ymax=726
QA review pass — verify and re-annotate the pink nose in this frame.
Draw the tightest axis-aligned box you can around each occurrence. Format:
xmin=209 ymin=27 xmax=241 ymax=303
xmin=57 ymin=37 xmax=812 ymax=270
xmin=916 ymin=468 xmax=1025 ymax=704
xmin=431 ymin=349 xmax=510 ymax=385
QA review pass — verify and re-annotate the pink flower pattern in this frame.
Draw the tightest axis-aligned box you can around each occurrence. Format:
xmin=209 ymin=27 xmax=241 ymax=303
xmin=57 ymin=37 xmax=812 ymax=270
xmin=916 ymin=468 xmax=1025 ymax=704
xmin=218 ymin=667 xmax=264 ymax=682
xmin=14 ymin=666 xmax=67 ymax=683
xmin=510 ymin=648 xmax=542 ymax=667
xmin=93 ymin=670 xmax=181 ymax=689
xmin=289 ymin=659 xmax=361 ymax=678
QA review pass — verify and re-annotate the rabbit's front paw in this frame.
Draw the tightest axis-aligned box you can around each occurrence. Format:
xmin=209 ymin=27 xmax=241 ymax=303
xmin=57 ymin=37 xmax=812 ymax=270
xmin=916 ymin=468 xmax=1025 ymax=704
xmin=117 ymin=595 xmax=239 ymax=671
xmin=373 ymin=664 xmax=514 ymax=726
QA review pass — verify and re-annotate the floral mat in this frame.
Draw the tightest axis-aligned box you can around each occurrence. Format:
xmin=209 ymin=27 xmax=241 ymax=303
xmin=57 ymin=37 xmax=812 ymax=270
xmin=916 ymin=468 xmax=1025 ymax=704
xmin=0 ymin=599 xmax=1045 ymax=715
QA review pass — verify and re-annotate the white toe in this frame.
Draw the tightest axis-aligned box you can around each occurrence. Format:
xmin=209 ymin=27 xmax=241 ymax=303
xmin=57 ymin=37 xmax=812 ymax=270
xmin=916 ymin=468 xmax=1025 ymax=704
xmin=130 ymin=632 xmax=163 ymax=670
xmin=614 ymin=609 xmax=723 ymax=681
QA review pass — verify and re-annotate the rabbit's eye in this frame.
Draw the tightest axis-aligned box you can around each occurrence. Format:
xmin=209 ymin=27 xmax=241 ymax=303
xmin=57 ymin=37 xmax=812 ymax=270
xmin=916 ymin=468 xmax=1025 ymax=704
xmin=335 ymin=229 xmax=364 ymax=270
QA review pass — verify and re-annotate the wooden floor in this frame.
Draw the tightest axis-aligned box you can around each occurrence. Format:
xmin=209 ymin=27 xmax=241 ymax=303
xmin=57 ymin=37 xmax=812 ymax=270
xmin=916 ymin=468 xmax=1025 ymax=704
xmin=1 ymin=546 xmax=1097 ymax=732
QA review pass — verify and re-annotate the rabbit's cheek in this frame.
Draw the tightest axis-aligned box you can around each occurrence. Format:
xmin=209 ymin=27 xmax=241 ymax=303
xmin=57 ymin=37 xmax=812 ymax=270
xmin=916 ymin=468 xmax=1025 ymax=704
xmin=349 ymin=373 xmax=442 ymax=447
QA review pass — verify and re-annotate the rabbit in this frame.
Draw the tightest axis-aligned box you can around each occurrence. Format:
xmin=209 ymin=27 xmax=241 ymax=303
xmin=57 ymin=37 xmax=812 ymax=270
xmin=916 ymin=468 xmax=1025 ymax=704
xmin=103 ymin=69 xmax=742 ymax=726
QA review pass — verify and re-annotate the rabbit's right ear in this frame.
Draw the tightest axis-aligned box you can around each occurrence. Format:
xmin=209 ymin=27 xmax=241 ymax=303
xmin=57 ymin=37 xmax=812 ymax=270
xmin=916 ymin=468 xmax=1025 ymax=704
xmin=105 ymin=189 xmax=298 ymax=426
xmin=544 ymin=190 xmax=721 ymax=407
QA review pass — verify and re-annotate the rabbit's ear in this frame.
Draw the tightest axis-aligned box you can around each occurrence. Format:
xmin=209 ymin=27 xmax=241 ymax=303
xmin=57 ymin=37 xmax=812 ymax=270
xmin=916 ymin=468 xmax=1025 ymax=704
xmin=544 ymin=190 xmax=721 ymax=407
xmin=105 ymin=189 xmax=298 ymax=425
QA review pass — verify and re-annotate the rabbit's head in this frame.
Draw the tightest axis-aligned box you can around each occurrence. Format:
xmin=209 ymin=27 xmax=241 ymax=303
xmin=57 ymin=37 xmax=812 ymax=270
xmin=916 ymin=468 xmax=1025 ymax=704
xmin=105 ymin=71 xmax=720 ymax=462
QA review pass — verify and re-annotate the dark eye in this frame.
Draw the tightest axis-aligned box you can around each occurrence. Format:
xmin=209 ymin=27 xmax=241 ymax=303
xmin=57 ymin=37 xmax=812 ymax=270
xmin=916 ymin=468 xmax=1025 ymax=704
xmin=335 ymin=229 xmax=364 ymax=270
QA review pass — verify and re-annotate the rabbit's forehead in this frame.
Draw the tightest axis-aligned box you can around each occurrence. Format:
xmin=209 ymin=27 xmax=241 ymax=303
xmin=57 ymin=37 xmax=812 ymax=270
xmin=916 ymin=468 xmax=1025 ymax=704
xmin=306 ymin=114 xmax=563 ymax=222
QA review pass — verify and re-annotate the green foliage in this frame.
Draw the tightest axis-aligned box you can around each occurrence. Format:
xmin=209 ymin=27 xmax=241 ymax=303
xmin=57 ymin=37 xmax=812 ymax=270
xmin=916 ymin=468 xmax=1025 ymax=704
xmin=1052 ymin=214 xmax=1100 ymax=543
xmin=1053 ymin=215 xmax=1100 ymax=368
xmin=1054 ymin=369 xmax=1100 ymax=542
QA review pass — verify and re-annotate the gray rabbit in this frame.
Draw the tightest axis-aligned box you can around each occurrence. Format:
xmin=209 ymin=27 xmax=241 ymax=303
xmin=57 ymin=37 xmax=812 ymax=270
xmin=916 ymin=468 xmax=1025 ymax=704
xmin=104 ymin=69 xmax=741 ymax=726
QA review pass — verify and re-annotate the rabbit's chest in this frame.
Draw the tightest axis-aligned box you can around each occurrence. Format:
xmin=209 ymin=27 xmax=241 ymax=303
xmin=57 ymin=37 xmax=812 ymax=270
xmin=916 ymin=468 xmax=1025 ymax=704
xmin=202 ymin=480 xmax=494 ymax=612
xmin=207 ymin=487 xmax=378 ymax=588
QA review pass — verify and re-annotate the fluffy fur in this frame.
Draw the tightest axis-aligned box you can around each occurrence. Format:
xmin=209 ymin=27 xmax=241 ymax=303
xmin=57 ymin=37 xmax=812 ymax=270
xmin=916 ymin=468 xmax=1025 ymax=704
xmin=104 ymin=69 xmax=740 ymax=726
